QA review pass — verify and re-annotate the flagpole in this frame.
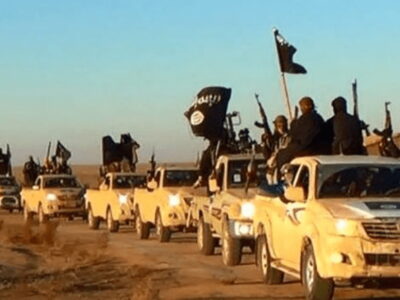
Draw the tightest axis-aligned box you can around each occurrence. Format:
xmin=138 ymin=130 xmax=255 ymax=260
xmin=280 ymin=72 xmax=293 ymax=122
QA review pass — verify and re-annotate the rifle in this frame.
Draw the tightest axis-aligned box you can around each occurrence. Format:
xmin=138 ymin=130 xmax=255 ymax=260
xmin=6 ymin=144 xmax=12 ymax=176
xmin=254 ymin=94 xmax=273 ymax=156
xmin=384 ymin=101 xmax=393 ymax=134
xmin=352 ymin=79 xmax=370 ymax=136
xmin=45 ymin=141 xmax=51 ymax=163
xmin=294 ymin=105 xmax=299 ymax=120
xmin=149 ymin=149 xmax=156 ymax=178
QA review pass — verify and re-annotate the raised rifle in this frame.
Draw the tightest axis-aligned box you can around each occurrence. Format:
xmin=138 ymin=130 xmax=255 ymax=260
xmin=254 ymin=94 xmax=273 ymax=158
xmin=352 ymin=79 xmax=370 ymax=136
xmin=149 ymin=149 xmax=156 ymax=179
xmin=384 ymin=101 xmax=393 ymax=134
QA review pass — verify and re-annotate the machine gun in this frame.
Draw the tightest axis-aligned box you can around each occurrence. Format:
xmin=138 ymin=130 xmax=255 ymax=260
xmin=352 ymin=79 xmax=370 ymax=136
xmin=373 ymin=102 xmax=400 ymax=158
xmin=254 ymin=94 xmax=273 ymax=159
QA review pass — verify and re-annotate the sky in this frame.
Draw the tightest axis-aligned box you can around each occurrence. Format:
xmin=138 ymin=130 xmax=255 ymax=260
xmin=1 ymin=0 xmax=400 ymax=165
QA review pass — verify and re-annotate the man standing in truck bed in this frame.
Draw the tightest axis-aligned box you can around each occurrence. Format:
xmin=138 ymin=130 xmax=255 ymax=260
xmin=276 ymin=97 xmax=327 ymax=171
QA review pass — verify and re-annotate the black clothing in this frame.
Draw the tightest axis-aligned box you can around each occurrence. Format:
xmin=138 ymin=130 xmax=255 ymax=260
xmin=276 ymin=110 xmax=326 ymax=170
xmin=331 ymin=112 xmax=364 ymax=155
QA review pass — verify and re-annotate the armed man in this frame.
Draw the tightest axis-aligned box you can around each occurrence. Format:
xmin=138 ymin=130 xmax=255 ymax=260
xmin=23 ymin=156 xmax=39 ymax=186
xmin=276 ymin=97 xmax=327 ymax=172
xmin=328 ymin=97 xmax=364 ymax=155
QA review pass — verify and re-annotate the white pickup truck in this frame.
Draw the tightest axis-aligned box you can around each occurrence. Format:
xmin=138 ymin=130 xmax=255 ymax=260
xmin=85 ymin=172 xmax=146 ymax=232
xmin=253 ymin=155 xmax=400 ymax=300
xmin=134 ymin=165 xmax=201 ymax=242
xmin=22 ymin=174 xmax=85 ymax=223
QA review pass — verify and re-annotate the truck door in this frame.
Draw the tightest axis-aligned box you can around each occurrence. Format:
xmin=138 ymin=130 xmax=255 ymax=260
xmin=281 ymin=165 xmax=309 ymax=269
xmin=210 ymin=162 xmax=225 ymax=233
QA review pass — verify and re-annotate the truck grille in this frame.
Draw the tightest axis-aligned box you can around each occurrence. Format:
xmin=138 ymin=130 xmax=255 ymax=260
xmin=58 ymin=195 xmax=78 ymax=201
xmin=362 ymin=221 xmax=400 ymax=240
xmin=364 ymin=254 xmax=400 ymax=266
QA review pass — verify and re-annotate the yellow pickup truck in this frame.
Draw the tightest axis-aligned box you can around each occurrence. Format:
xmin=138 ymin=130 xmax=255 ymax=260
xmin=0 ymin=176 xmax=22 ymax=213
xmin=189 ymin=153 xmax=266 ymax=266
xmin=134 ymin=165 xmax=199 ymax=242
xmin=22 ymin=174 xmax=85 ymax=223
xmin=253 ymin=155 xmax=400 ymax=300
xmin=85 ymin=172 xmax=146 ymax=232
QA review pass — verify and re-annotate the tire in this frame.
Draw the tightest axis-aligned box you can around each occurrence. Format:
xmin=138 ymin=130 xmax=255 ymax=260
xmin=197 ymin=216 xmax=216 ymax=255
xmin=135 ymin=207 xmax=150 ymax=239
xmin=256 ymin=234 xmax=284 ymax=284
xmin=38 ymin=204 xmax=48 ymax=224
xmin=23 ymin=203 xmax=33 ymax=223
xmin=302 ymin=244 xmax=334 ymax=300
xmin=88 ymin=206 xmax=100 ymax=230
xmin=9 ymin=209 xmax=13 ymax=214
xmin=106 ymin=208 xmax=119 ymax=233
xmin=221 ymin=218 xmax=242 ymax=266
xmin=155 ymin=211 xmax=171 ymax=243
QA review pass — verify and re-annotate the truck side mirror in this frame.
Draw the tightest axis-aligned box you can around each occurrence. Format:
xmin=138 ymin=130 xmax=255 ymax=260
xmin=147 ymin=180 xmax=157 ymax=191
xmin=32 ymin=185 xmax=39 ymax=191
xmin=284 ymin=186 xmax=306 ymax=203
xmin=209 ymin=178 xmax=220 ymax=193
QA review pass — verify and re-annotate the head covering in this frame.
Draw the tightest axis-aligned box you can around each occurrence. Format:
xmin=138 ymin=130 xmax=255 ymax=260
xmin=273 ymin=115 xmax=288 ymax=124
xmin=299 ymin=96 xmax=314 ymax=108
xmin=331 ymin=97 xmax=347 ymax=111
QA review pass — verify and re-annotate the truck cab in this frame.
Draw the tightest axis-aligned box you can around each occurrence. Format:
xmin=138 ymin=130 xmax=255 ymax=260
xmin=0 ymin=175 xmax=21 ymax=213
xmin=134 ymin=165 xmax=200 ymax=242
xmin=191 ymin=153 xmax=266 ymax=266
xmin=85 ymin=172 xmax=146 ymax=232
xmin=22 ymin=174 xmax=85 ymax=223
xmin=253 ymin=155 xmax=400 ymax=300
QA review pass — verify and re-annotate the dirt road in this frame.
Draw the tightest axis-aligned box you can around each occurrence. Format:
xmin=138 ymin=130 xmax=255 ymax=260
xmin=0 ymin=212 xmax=399 ymax=300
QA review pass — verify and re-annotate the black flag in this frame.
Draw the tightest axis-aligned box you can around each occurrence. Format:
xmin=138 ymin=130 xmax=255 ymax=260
xmin=56 ymin=141 xmax=71 ymax=162
xmin=274 ymin=29 xmax=307 ymax=74
xmin=184 ymin=86 xmax=231 ymax=140
xmin=102 ymin=136 xmax=122 ymax=166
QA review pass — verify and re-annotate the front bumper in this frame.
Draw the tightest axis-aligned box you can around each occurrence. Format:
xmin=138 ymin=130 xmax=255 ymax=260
xmin=46 ymin=201 xmax=85 ymax=216
xmin=0 ymin=195 xmax=21 ymax=209
xmin=161 ymin=205 xmax=188 ymax=228
xmin=318 ymin=234 xmax=400 ymax=279
xmin=228 ymin=219 xmax=254 ymax=238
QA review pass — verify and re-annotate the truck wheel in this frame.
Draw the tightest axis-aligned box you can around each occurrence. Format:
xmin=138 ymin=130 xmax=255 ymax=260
xmin=106 ymin=208 xmax=119 ymax=233
xmin=221 ymin=218 xmax=242 ymax=266
xmin=155 ymin=211 xmax=171 ymax=242
xmin=88 ymin=206 xmax=100 ymax=230
xmin=197 ymin=216 xmax=215 ymax=255
xmin=302 ymin=244 xmax=334 ymax=300
xmin=256 ymin=234 xmax=284 ymax=284
xmin=23 ymin=203 xmax=33 ymax=223
xmin=38 ymin=204 xmax=48 ymax=224
xmin=135 ymin=207 xmax=150 ymax=239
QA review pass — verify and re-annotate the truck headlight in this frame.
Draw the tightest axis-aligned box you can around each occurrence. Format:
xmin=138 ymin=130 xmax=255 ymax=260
xmin=333 ymin=219 xmax=358 ymax=236
xmin=168 ymin=194 xmax=181 ymax=207
xmin=241 ymin=202 xmax=255 ymax=219
xmin=47 ymin=193 xmax=57 ymax=201
xmin=119 ymin=194 xmax=128 ymax=204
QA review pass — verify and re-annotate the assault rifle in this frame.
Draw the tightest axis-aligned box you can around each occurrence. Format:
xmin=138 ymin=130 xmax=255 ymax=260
xmin=352 ymin=79 xmax=370 ymax=136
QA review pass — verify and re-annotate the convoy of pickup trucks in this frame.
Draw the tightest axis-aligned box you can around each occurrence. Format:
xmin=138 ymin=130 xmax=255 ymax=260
xmin=3 ymin=152 xmax=399 ymax=300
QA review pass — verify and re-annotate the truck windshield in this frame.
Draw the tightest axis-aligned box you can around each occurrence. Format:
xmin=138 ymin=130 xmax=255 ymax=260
xmin=0 ymin=177 xmax=16 ymax=187
xmin=113 ymin=175 xmax=146 ymax=189
xmin=44 ymin=177 xmax=80 ymax=189
xmin=228 ymin=160 xmax=266 ymax=188
xmin=164 ymin=170 xmax=198 ymax=187
xmin=318 ymin=164 xmax=400 ymax=198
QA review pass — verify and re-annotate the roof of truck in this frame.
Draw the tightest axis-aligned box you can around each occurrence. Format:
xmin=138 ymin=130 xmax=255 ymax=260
xmin=291 ymin=155 xmax=400 ymax=166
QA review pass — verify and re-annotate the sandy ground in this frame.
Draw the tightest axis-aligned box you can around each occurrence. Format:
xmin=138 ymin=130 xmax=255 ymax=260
xmin=0 ymin=212 xmax=399 ymax=300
